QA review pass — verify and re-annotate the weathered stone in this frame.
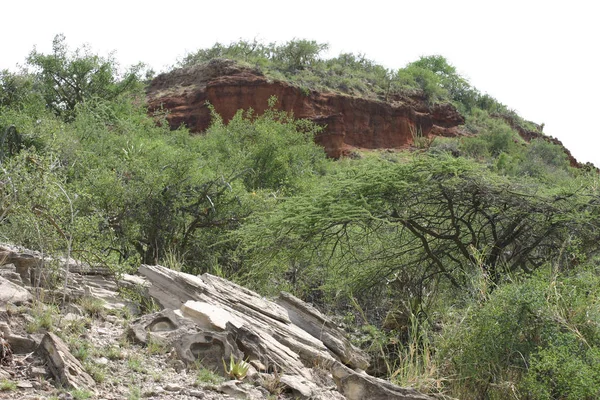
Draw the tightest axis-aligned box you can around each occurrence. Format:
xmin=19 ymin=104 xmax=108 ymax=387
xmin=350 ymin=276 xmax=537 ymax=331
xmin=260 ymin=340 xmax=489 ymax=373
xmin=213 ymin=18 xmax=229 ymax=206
xmin=128 ymin=308 xmax=198 ymax=345
xmin=16 ymin=380 xmax=33 ymax=388
xmin=277 ymin=291 xmax=369 ymax=370
xmin=30 ymin=365 xmax=48 ymax=378
xmin=136 ymin=264 xmax=432 ymax=399
xmin=0 ymin=243 xmax=112 ymax=288
xmin=146 ymin=59 xmax=466 ymax=159
xmin=0 ymin=275 xmax=31 ymax=305
xmin=217 ymin=380 xmax=265 ymax=400
xmin=0 ymin=321 xmax=10 ymax=336
xmin=0 ymin=267 xmax=23 ymax=285
xmin=138 ymin=265 xmax=337 ymax=378
xmin=37 ymin=332 xmax=96 ymax=393
xmin=181 ymin=300 xmax=243 ymax=331
xmin=164 ymin=382 xmax=182 ymax=392
xmin=174 ymin=330 xmax=241 ymax=372
xmin=279 ymin=374 xmax=319 ymax=399
xmin=6 ymin=333 xmax=37 ymax=354
xmin=331 ymin=361 xmax=433 ymax=400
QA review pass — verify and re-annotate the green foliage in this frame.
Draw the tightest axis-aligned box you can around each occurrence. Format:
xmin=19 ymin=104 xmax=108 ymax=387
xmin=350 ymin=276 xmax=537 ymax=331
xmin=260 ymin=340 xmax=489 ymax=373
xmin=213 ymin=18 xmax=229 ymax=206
xmin=222 ymin=354 xmax=250 ymax=380
xmin=518 ymin=138 xmax=571 ymax=178
xmin=26 ymin=34 xmax=144 ymax=121
xmin=0 ymin=70 xmax=45 ymax=113
xmin=239 ymin=155 xmax=596 ymax=304
xmin=0 ymin=379 xmax=16 ymax=391
xmin=202 ymin=97 xmax=327 ymax=193
xmin=439 ymin=270 xmax=600 ymax=399
xmin=195 ymin=366 xmax=225 ymax=385
xmin=522 ymin=339 xmax=600 ymax=400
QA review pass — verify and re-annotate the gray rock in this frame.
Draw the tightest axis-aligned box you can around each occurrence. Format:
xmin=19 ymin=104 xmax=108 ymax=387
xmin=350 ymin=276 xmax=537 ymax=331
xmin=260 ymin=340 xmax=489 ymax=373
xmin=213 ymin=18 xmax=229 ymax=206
xmin=6 ymin=333 xmax=37 ymax=354
xmin=217 ymin=380 xmax=266 ymax=399
xmin=164 ymin=382 xmax=182 ymax=391
xmin=277 ymin=292 xmax=369 ymax=370
xmin=30 ymin=366 xmax=48 ymax=378
xmin=0 ymin=275 xmax=31 ymax=305
xmin=16 ymin=380 xmax=33 ymax=388
xmin=37 ymin=332 xmax=96 ymax=394
xmin=331 ymin=361 xmax=433 ymax=400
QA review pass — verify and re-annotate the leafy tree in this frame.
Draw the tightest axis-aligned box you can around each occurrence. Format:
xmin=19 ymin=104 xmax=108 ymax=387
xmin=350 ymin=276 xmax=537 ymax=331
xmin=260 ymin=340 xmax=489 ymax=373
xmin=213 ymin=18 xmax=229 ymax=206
xmin=238 ymin=156 xmax=599 ymax=304
xmin=26 ymin=34 xmax=143 ymax=121
xmin=273 ymin=39 xmax=329 ymax=71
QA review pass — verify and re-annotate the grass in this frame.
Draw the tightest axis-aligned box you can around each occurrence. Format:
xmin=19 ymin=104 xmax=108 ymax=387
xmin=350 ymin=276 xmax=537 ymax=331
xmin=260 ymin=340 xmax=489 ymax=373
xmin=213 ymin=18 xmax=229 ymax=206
xmin=127 ymin=385 xmax=141 ymax=400
xmin=70 ymin=388 xmax=93 ymax=399
xmin=78 ymin=296 xmax=106 ymax=318
xmin=146 ymin=336 xmax=169 ymax=355
xmin=25 ymin=302 xmax=58 ymax=333
xmin=0 ymin=379 xmax=17 ymax=391
xmin=127 ymin=354 xmax=146 ymax=373
xmin=105 ymin=345 xmax=125 ymax=360
xmin=84 ymin=361 xmax=106 ymax=384
xmin=195 ymin=367 xmax=224 ymax=385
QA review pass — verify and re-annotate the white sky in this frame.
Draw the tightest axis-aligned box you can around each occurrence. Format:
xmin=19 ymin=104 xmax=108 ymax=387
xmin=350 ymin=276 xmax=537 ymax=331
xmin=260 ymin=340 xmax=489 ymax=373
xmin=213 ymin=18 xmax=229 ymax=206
xmin=2 ymin=0 xmax=598 ymax=167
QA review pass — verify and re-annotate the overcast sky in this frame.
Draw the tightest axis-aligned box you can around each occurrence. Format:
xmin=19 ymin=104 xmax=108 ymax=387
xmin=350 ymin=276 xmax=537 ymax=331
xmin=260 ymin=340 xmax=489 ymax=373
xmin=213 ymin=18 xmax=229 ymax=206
xmin=2 ymin=0 xmax=598 ymax=167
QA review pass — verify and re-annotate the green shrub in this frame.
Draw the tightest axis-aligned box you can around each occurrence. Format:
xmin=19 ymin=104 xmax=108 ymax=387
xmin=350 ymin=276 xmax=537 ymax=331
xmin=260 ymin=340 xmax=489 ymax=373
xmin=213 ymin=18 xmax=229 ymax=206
xmin=522 ymin=338 xmax=600 ymax=400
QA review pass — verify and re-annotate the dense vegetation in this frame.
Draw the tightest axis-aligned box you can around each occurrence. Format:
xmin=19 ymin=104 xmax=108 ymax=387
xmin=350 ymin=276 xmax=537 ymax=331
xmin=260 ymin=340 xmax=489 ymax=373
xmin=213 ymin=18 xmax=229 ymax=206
xmin=2 ymin=36 xmax=600 ymax=399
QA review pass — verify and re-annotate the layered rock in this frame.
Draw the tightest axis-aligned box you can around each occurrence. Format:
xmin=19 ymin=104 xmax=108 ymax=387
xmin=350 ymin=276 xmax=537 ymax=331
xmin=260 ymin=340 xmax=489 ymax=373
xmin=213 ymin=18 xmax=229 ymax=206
xmin=146 ymin=59 xmax=465 ymax=158
xmin=0 ymin=244 xmax=434 ymax=399
xmin=136 ymin=264 xmax=433 ymax=400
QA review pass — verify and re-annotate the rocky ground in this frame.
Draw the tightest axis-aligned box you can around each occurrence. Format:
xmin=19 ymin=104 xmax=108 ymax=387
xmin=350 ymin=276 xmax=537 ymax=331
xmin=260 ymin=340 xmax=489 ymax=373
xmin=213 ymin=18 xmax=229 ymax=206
xmin=1 ymin=243 xmax=434 ymax=400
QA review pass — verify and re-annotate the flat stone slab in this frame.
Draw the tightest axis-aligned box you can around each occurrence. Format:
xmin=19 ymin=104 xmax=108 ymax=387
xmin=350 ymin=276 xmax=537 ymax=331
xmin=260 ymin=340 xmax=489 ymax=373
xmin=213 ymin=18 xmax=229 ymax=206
xmin=37 ymin=332 xmax=96 ymax=393
xmin=0 ymin=276 xmax=31 ymax=305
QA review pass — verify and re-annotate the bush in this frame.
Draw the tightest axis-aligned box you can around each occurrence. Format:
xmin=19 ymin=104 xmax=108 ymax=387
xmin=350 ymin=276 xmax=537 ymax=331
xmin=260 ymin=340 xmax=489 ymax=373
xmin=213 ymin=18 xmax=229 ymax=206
xmin=522 ymin=338 xmax=600 ymax=400
xmin=440 ymin=270 xmax=600 ymax=399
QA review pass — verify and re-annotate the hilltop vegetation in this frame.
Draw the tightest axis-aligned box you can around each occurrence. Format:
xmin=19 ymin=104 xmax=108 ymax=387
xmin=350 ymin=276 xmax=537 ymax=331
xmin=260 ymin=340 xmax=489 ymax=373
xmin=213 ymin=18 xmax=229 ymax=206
xmin=2 ymin=36 xmax=600 ymax=399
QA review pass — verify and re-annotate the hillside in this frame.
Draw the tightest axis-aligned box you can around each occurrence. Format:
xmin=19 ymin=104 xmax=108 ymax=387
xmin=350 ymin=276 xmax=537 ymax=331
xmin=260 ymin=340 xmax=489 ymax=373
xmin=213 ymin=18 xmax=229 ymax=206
xmin=2 ymin=36 xmax=600 ymax=399
xmin=147 ymin=57 xmax=582 ymax=168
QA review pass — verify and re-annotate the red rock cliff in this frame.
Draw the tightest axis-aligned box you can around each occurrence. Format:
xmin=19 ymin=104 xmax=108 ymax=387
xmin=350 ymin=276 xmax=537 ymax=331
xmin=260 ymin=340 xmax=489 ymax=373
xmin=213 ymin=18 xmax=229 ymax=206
xmin=146 ymin=59 xmax=465 ymax=158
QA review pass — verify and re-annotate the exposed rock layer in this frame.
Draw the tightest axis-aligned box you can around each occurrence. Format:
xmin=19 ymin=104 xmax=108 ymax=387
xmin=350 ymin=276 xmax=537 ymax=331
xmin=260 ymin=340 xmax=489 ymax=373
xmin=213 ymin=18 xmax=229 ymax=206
xmin=146 ymin=59 xmax=465 ymax=158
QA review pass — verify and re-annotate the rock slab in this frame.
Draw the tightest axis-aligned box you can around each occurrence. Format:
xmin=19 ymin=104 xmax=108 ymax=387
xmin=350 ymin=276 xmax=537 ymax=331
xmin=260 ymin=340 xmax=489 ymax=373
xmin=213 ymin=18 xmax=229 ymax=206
xmin=37 ymin=332 xmax=96 ymax=393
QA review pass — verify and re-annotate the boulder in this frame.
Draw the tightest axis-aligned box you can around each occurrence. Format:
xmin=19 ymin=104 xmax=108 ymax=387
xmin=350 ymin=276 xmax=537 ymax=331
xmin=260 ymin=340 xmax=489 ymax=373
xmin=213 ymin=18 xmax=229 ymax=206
xmin=331 ymin=361 xmax=433 ymax=400
xmin=277 ymin=291 xmax=369 ymax=370
xmin=36 ymin=332 xmax=96 ymax=394
xmin=0 ymin=275 xmax=31 ymax=305
xmin=137 ymin=264 xmax=433 ymax=400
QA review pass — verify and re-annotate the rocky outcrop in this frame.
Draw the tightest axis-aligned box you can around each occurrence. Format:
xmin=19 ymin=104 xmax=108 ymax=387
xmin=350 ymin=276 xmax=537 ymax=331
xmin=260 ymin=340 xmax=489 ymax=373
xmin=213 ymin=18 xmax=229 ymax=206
xmin=0 ymin=245 xmax=434 ymax=400
xmin=146 ymin=59 xmax=465 ymax=158
xmin=136 ymin=264 xmax=433 ymax=400
xmin=37 ymin=332 xmax=97 ymax=394
xmin=494 ymin=113 xmax=582 ymax=168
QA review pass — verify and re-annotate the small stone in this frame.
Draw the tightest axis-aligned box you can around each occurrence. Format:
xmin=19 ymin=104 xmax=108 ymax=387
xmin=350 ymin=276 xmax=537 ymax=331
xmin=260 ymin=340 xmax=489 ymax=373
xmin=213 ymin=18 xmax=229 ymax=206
xmin=16 ymin=380 xmax=33 ymax=388
xmin=188 ymin=390 xmax=205 ymax=398
xmin=30 ymin=366 xmax=48 ymax=378
xmin=165 ymin=383 xmax=182 ymax=392
xmin=95 ymin=357 xmax=109 ymax=365
xmin=96 ymin=327 xmax=110 ymax=336
xmin=168 ymin=359 xmax=185 ymax=372
xmin=63 ymin=312 xmax=83 ymax=321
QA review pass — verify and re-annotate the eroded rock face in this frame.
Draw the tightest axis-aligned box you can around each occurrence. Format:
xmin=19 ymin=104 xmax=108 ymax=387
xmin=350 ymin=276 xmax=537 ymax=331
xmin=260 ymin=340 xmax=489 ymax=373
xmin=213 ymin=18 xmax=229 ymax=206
xmin=136 ymin=264 xmax=434 ymax=400
xmin=37 ymin=332 xmax=97 ymax=394
xmin=146 ymin=59 xmax=465 ymax=158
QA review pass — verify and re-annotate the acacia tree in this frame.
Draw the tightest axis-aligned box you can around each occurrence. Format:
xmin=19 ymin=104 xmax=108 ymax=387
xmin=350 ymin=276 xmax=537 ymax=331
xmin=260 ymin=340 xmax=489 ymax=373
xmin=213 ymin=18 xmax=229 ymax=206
xmin=239 ymin=156 xmax=599 ymax=303
xmin=26 ymin=34 xmax=143 ymax=121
